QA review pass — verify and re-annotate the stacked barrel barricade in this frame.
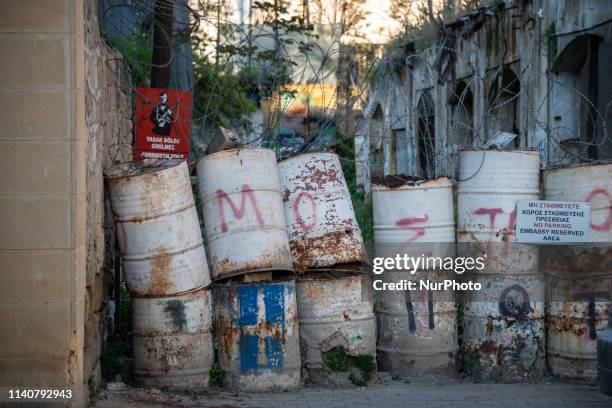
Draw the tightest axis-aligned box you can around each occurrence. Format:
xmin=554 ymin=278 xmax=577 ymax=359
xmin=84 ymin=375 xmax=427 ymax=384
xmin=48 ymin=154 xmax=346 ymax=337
xmin=106 ymin=160 xmax=213 ymax=391
xmin=542 ymin=163 xmax=612 ymax=383
xmin=278 ymin=153 xmax=377 ymax=386
xmin=457 ymin=149 xmax=545 ymax=382
xmin=196 ymin=148 xmax=301 ymax=392
xmin=372 ymin=176 xmax=458 ymax=378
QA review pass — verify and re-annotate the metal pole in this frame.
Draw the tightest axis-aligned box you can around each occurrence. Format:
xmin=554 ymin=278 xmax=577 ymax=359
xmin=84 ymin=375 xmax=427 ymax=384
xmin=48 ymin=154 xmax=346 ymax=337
xmin=151 ymin=0 xmax=174 ymax=88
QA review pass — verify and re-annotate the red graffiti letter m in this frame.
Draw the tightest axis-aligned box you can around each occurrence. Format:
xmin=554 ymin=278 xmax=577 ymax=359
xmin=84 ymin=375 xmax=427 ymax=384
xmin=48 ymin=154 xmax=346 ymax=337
xmin=216 ymin=185 xmax=265 ymax=233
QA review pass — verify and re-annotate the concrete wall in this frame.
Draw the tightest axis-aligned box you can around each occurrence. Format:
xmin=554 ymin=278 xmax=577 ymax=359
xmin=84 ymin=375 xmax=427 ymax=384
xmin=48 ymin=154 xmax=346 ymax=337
xmin=0 ymin=0 xmax=87 ymax=405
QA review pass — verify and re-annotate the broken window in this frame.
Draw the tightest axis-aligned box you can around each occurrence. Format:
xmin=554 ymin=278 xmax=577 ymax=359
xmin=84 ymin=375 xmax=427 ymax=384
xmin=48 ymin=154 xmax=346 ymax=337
xmin=450 ymin=80 xmax=474 ymax=146
xmin=369 ymin=104 xmax=385 ymax=178
xmin=551 ymin=34 xmax=612 ymax=161
xmin=488 ymin=67 xmax=520 ymax=145
xmin=417 ymin=92 xmax=435 ymax=179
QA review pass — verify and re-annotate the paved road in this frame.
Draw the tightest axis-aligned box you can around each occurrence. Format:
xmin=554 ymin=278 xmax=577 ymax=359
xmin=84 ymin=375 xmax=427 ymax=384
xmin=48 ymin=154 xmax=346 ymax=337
xmin=94 ymin=381 xmax=612 ymax=408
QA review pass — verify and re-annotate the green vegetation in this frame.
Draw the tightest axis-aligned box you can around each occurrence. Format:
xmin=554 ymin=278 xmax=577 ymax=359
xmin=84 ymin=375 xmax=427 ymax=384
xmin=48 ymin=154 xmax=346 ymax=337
xmin=87 ymin=375 xmax=99 ymax=399
xmin=543 ymin=22 xmax=557 ymax=60
xmin=324 ymin=346 xmax=352 ymax=372
xmin=191 ymin=56 xmax=258 ymax=131
xmin=100 ymin=337 xmax=126 ymax=381
xmin=323 ymin=346 xmax=377 ymax=387
xmin=107 ymin=29 xmax=153 ymax=87
xmin=209 ymin=362 xmax=225 ymax=386
xmin=387 ymin=0 xmax=487 ymax=53
xmin=337 ymin=134 xmax=373 ymax=244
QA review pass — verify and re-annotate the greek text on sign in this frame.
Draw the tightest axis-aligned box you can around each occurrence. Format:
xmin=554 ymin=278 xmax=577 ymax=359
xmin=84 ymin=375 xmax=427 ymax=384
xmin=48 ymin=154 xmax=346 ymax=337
xmin=515 ymin=200 xmax=590 ymax=243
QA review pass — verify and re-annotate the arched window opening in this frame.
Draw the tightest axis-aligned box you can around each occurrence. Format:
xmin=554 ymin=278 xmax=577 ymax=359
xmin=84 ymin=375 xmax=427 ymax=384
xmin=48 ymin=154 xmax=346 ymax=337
xmin=450 ymin=80 xmax=474 ymax=146
xmin=417 ymin=92 xmax=435 ymax=179
xmin=488 ymin=67 xmax=520 ymax=145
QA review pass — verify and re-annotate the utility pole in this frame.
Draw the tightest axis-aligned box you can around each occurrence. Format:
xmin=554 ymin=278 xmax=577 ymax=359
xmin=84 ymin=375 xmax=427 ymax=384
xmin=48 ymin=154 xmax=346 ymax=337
xmin=248 ymin=0 xmax=253 ymax=67
xmin=151 ymin=0 xmax=174 ymax=88
xmin=216 ymin=0 xmax=222 ymax=66
xmin=303 ymin=0 xmax=309 ymax=25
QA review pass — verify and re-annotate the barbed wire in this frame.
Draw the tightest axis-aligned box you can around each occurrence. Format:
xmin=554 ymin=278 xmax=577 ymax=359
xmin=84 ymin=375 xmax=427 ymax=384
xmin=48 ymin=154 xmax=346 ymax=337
xmin=97 ymin=0 xmax=612 ymax=180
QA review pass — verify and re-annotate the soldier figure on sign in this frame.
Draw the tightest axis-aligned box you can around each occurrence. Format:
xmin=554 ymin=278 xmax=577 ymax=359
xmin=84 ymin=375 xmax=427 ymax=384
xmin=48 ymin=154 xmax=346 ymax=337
xmin=150 ymin=92 xmax=174 ymax=136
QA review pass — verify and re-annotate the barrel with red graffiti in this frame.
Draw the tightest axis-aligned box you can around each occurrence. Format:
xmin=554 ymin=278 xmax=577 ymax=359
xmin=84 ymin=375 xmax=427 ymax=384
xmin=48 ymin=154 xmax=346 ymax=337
xmin=213 ymin=280 xmax=301 ymax=391
xmin=457 ymin=149 xmax=545 ymax=382
xmin=132 ymin=288 xmax=213 ymax=390
xmin=196 ymin=148 xmax=293 ymax=280
xmin=543 ymin=162 xmax=612 ymax=381
xmin=373 ymin=177 xmax=457 ymax=377
xmin=296 ymin=271 xmax=377 ymax=385
xmin=278 ymin=153 xmax=367 ymax=272
xmin=106 ymin=160 xmax=210 ymax=296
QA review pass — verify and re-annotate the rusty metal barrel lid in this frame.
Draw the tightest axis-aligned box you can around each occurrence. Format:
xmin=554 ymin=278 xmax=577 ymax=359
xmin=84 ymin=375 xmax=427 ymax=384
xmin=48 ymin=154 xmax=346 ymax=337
xmin=105 ymin=159 xmax=195 ymax=222
xmin=104 ymin=159 xmax=185 ymax=179
xmin=196 ymin=148 xmax=294 ymax=280
xmin=213 ymin=277 xmax=301 ymax=392
xmin=106 ymin=159 xmax=210 ymax=296
xmin=278 ymin=152 xmax=367 ymax=272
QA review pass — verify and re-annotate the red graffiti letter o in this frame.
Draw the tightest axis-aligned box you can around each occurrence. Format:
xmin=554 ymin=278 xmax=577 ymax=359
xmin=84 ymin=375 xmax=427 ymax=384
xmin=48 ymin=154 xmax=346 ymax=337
xmin=586 ymin=188 xmax=612 ymax=232
xmin=294 ymin=191 xmax=317 ymax=233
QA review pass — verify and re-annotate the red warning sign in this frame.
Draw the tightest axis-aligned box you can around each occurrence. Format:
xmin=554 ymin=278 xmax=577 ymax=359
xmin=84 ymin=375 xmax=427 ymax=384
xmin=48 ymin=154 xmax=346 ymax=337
xmin=134 ymin=87 xmax=192 ymax=160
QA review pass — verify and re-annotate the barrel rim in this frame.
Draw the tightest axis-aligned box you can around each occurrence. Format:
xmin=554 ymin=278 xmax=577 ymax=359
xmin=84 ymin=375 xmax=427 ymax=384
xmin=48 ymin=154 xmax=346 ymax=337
xmin=543 ymin=160 xmax=612 ymax=174
xmin=213 ymin=276 xmax=296 ymax=288
xmin=277 ymin=151 xmax=339 ymax=166
xmin=295 ymin=269 xmax=369 ymax=282
xmin=104 ymin=159 xmax=186 ymax=180
xmin=130 ymin=285 xmax=209 ymax=300
xmin=371 ymin=176 xmax=453 ymax=191
xmin=195 ymin=147 xmax=276 ymax=166
xmin=459 ymin=147 xmax=539 ymax=154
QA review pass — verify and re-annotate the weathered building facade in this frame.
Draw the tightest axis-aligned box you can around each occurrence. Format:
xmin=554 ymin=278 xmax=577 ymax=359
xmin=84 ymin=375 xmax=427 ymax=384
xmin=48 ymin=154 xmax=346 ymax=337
xmin=357 ymin=0 xmax=612 ymax=192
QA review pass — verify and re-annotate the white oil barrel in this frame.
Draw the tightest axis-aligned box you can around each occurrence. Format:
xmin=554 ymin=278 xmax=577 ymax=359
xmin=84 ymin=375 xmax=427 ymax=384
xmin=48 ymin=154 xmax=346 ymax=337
xmin=196 ymin=149 xmax=293 ymax=281
xmin=457 ymin=149 xmax=545 ymax=382
xmin=278 ymin=153 xmax=367 ymax=272
xmin=373 ymin=177 xmax=457 ymax=376
xmin=132 ymin=288 xmax=213 ymax=390
xmin=213 ymin=280 xmax=301 ymax=391
xmin=296 ymin=271 xmax=376 ymax=385
xmin=543 ymin=162 xmax=612 ymax=381
xmin=106 ymin=160 xmax=210 ymax=296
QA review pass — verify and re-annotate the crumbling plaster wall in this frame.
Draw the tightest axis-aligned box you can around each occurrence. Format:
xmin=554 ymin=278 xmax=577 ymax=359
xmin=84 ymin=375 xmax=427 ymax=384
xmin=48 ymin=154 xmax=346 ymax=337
xmin=83 ymin=0 xmax=133 ymax=396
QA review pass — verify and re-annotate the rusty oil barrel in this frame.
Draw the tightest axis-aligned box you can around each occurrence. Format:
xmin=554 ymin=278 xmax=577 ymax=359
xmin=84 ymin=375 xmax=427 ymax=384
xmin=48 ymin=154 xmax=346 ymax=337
xmin=373 ymin=176 xmax=457 ymax=377
xmin=106 ymin=160 xmax=210 ymax=296
xmin=278 ymin=153 xmax=367 ymax=272
xmin=132 ymin=288 xmax=214 ymax=390
xmin=296 ymin=270 xmax=376 ymax=385
xmin=213 ymin=280 xmax=301 ymax=391
xmin=543 ymin=162 xmax=612 ymax=381
xmin=196 ymin=148 xmax=293 ymax=281
xmin=598 ymin=315 xmax=612 ymax=395
xmin=457 ymin=149 xmax=545 ymax=382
